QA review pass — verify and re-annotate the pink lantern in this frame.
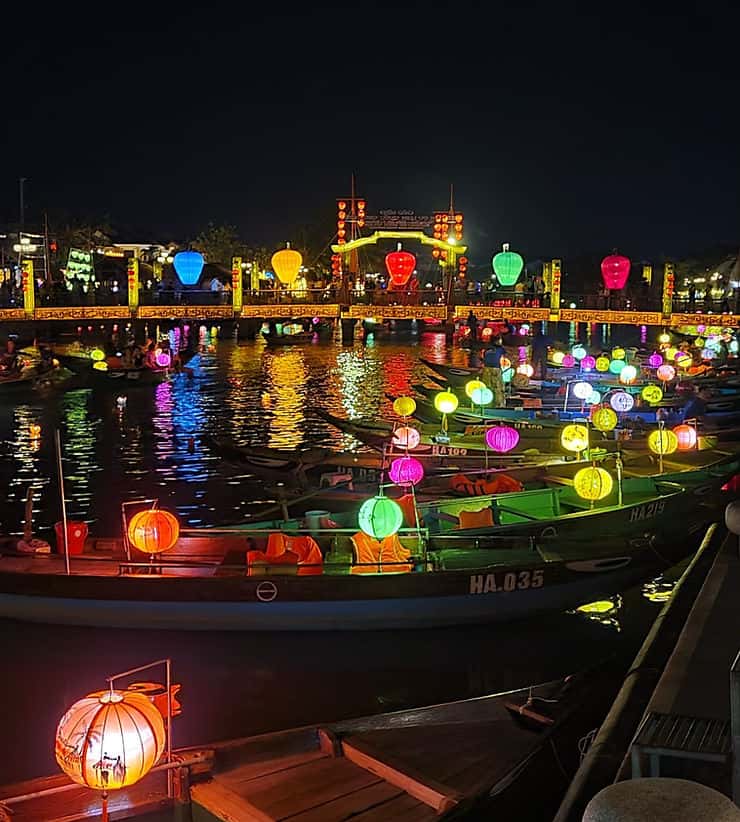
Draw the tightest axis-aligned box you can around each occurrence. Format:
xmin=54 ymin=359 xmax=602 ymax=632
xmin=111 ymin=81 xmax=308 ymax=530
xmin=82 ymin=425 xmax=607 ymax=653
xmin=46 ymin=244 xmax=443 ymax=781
xmin=155 ymin=350 xmax=171 ymax=368
xmin=657 ymin=364 xmax=676 ymax=382
xmin=600 ymin=254 xmax=631 ymax=290
xmin=389 ymin=456 xmax=424 ymax=487
xmin=562 ymin=354 xmax=575 ymax=368
xmin=581 ymin=355 xmax=596 ymax=371
xmin=393 ymin=426 xmax=421 ymax=450
xmin=647 ymin=352 xmax=663 ymax=368
xmin=485 ymin=425 xmax=520 ymax=453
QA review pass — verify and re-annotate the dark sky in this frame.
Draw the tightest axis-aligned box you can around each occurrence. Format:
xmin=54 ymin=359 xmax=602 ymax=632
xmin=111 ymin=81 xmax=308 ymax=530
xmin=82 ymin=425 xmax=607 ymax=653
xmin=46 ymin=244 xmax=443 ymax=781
xmin=1 ymin=2 xmax=738 ymax=265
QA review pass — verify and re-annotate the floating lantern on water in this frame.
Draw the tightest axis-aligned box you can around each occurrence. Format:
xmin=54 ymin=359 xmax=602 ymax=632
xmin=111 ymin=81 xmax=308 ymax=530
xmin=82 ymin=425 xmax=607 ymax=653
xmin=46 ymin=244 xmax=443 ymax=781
xmin=574 ymin=466 xmax=614 ymax=501
xmin=173 ymin=250 xmax=205 ymax=285
xmin=485 ymin=425 xmax=520 ymax=453
xmin=492 ymin=243 xmax=524 ymax=286
xmin=561 ymin=423 xmax=589 ymax=454
xmin=656 ymin=364 xmax=676 ymax=382
xmin=464 ymin=379 xmax=486 ymax=399
xmin=592 ymin=407 xmax=618 ymax=432
xmin=562 ymin=354 xmax=575 ymax=368
xmin=358 ymin=495 xmax=403 ymax=539
xmin=90 ymin=348 xmax=105 ymax=362
xmin=393 ymin=396 xmax=416 ymax=418
xmin=434 ymin=391 xmax=459 ymax=415
xmin=610 ymin=391 xmax=634 ymax=412
xmin=389 ymin=456 xmax=425 ymax=487
xmin=127 ymin=508 xmax=180 ymax=554
xmin=673 ymin=424 xmax=697 ymax=450
xmin=572 ymin=345 xmax=587 ymax=361
xmin=516 ymin=363 xmax=534 ymax=378
xmin=581 ymin=355 xmax=596 ymax=371
xmin=573 ymin=381 xmax=593 ymax=400
xmin=619 ymin=364 xmax=637 ymax=384
xmin=392 ymin=426 xmax=420 ymax=450
xmin=471 ymin=385 xmax=493 ymax=406
xmin=641 ymin=384 xmax=663 ymax=404
xmin=552 ymin=351 xmax=565 ymax=365
xmin=595 ymin=356 xmax=610 ymax=372
xmin=600 ymin=255 xmax=631 ymax=290
xmin=647 ymin=352 xmax=663 ymax=368
xmin=385 ymin=245 xmax=416 ymax=288
xmin=271 ymin=244 xmax=303 ymax=285
xmin=648 ymin=429 xmax=678 ymax=455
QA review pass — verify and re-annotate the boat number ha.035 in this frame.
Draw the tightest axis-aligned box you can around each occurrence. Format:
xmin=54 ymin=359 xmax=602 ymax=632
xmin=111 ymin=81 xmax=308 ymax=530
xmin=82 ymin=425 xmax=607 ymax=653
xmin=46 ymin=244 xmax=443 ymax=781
xmin=629 ymin=500 xmax=666 ymax=522
xmin=469 ymin=569 xmax=544 ymax=595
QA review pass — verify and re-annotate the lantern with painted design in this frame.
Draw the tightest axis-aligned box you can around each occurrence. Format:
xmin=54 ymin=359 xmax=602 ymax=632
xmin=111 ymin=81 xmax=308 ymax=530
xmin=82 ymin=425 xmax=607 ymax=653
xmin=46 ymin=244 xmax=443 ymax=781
xmin=485 ymin=425 xmax=520 ymax=453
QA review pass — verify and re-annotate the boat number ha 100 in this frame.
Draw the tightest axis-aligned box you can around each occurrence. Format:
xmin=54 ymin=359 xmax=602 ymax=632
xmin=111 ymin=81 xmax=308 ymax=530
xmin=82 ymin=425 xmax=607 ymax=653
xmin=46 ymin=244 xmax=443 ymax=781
xmin=469 ymin=569 xmax=544 ymax=595
xmin=431 ymin=445 xmax=468 ymax=457
xmin=629 ymin=500 xmax=666 ymax=522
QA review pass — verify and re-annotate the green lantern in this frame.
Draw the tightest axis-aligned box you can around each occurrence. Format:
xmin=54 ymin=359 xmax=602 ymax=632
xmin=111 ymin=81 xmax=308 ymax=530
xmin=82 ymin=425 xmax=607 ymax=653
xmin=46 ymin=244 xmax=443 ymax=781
xmin=492 ymin=243 xmax=524 ymax=287
xmin=358 ymin=495 xmax=404 ymax=540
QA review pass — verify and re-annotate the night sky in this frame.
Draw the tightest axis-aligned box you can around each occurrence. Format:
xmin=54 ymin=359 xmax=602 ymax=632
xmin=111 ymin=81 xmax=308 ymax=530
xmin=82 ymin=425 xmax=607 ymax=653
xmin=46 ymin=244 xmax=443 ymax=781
xmin=2 ymin=2 xmax=738 ymax=264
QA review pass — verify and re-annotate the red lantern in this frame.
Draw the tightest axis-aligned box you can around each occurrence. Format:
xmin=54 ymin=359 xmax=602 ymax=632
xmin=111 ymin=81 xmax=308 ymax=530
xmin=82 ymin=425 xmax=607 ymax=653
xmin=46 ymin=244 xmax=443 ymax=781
xmin=601 ymin=254 xmax=631 ymax=290
xmin=673 ymin=424 xmax=697 ymax=450
xmin=385 ymin=248 xmax=416 ymax=287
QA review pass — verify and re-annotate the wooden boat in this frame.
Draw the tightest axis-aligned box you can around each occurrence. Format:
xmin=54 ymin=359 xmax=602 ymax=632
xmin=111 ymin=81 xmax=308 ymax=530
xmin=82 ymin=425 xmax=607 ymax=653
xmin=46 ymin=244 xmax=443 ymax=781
xmin=0 ymin=363 xmax=74 ymax=394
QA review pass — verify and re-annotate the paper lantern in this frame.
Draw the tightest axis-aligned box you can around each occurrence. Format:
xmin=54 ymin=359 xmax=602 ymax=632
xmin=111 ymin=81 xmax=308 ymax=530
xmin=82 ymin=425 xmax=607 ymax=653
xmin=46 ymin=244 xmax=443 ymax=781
xmin=173 ymin=250 xmax=205 ymax=286
xmin=611 ymin=347 xmax=626 ymax=360
xmin=471 ymin=385 xmax=493 ymax=405
xmin=562 ymin=354 xmax=575 ymax=368
xmin=609 ymin=359 xmax=626 ymax=375
xmin=465 ymin=379 xmax=486 ymax=399
xmin=90 ymin=348 xmax=105 ymax=362
xmin=641 ymin=385 xmax=663 ymax=404
xmin=595 ymin=356 xmax=610 ymax=372
xmin=648 ymin=429 xmax=678 ymax=455
xmin=695 ymin=337 xmax=705 ymax=348
xmin=675 ymin=352 xmax=692 ymax=369
xmin=492 ymin=244 xmax=524 ymax=286
xmin=434 ymin=391 xmax=459 ymax=415
xmin=552 ymin=351 xmax=565 ymax=365
xmin=502 ymin=364 xmax=514 ymax=384
xmin=586 ymin=389 xmax=602 ymax=405
xmin=592 ymin=406 xmax=618 ymax=432
xmin=573 ymin=381 xmax=593 ymax=400
xmin=647 ymin=352 xmax=663 ymax=368
xmin=389 ymin=456 xmax=425 ymax=487
xmin=55 ymin=690 xmax=165 ymax=790
xmin=581 ymin=355 xmax=596 ymax=371
xmin=572 ymin=345 xmax=587 ymax=361
xmin=516 ymin=363 xmax=534 ymax=378
xmin=656 ymin=364 xmax=676 ymax=382
xmin=610 ymin=391 xmax=634 ymax=412
xmin=127 ymin=508 xmax=179 ymax=554
xmin=561 ymin=424 xmax=589 ymax=453
xmin=658 ymin=332 xmax=671 ymax=344
xmin=673 ymin=424 xmax=697 ymax=450
xmin=619 ymin=364 xmax=637 ymax=384
xmin=485 ymin=425 xmax=520 ymax=453
xmin=701 ymin=348 xmax=714 ymax=360
xmin=93 ymin=361 xmax=108 ymax=371
xmin=155 ymin=350 xmax=171 ymax=368
xmin=665 ymin=347 xmax=678 ymax=362
xmin=385 ymin=249 xmax=416 ymax=287
xmin=393 ymin=396 xmax=416 ymax=418
xmin=271 ymin=244 xmax=303 ymax=285
xmin=574 ymin=466 xmax=614 ymax=501
xmin=601 ymin=255 xmax=631 ymax=290
xmin=358 ymin=495 xmax=404 ymax=539
xmin=393 ymin=426 xmax=420 ymax=450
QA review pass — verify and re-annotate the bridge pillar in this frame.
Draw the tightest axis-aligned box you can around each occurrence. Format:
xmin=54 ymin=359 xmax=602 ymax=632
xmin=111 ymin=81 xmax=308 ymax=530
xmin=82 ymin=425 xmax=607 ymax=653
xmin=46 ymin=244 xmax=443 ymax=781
xmin=341 ymin=318 xmax=355 ymax=344
xmin=127 ymin=257 xmax=139 ymax=314
xmin=21 ymin=259 xmax=34 ymax=319
xmin=231 ymin=256 xmax=242 ymax=315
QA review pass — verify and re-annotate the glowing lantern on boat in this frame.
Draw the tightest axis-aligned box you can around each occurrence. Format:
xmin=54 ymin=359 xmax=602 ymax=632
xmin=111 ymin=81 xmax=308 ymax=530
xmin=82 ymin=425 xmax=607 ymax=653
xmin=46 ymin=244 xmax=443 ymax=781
xmin=393 ymin=426 xmax=420 ymax=450
xmin=695 ymin=337 xmax=705 ymax=348
xmin=385 ymin=246 xmax=416 ymax=288
xmin=665 ymin=347 xmax=678 ymax=362
xmin=609 ymin=359 xmax=626 ymax=375
xmin=127 ymin=508 xmax=179 ymax=554
xmin=93 ymin=361 xmax=108 ymax=371
xmin=90 ymin=348 xmax=105 ymax=362
xmin=492 ymin=243 xmax=524 ymax=286
xmin=586 ymin=389 xmax=602 ymax=405
xmin=434 ymin=391 xmax=459 ymax=415
xmin=552 ymin=351 xmax=565 ymax=365
xmin=155 ymin=350 xmax=171 ymax=368
xmin=485 ymin=425 xmax=520 ymax=453
xmin=647 ymin=352 xmax=663 ymax=368
xmin=561 ymin=424 xmax=589 ymax=454
xmin=610 ymin=391 xmax=634 ymax=413
xmin=516 ymin=363 xmax=534 ymax=378
xmin=358 ymin=495 xmax=404 ymax=539
xmin=701 ymin=348 xmax=714 ymax=360
xmin=173 ymin=250 xmax=205 ymax=285
xmin=619 ymin=365 xmax=637 ymax=384
xmin=601 ymin=255 xmax=631 ymax=290
xmin=465 ymin=379 xmax=486 ymax=399
xmin=595 ymin=356 xmax=610 ymax=372
xmin=656 ymin=364 xmax=676 ymax=382
xmin=581 ymin=355 xmax=596 ymax=371
xmin=55 ymin=690 xmax=165 ymax=790
xmin=393 ymin=396 xmax=417 ymax=418
xmin=658 ymin=332 xmax=670 ymax=345
xmin=562 ymin=355 xmax=575 ymax=368
xmin=648 ymin=428 xmax=678 ymax=455
xmin=572 ymin=345 xmax=587 ymax=361
xmin=675 ymin=352 xmax=692 ymax=369
xmin=592 ymin=406 xmax=618 ymax=432
xmin=271 ymin=244 xmax=303 ymax=285
xmin=611 ymin=347 xmax=626 ymax=361
xmin=574 ymin=466 xmax=614 ymax=501
xmin=641 ymin=385 xmax=663 ymax=404
xmin=673 ymin=424 xmax=697 ymax=450
xmin=573 ymin=381 xmax=593 ymax=400
xmin=471 ymin=385 xmax=493 ymax=405
xmin=389 ymin=456 xmax=425 ymax=487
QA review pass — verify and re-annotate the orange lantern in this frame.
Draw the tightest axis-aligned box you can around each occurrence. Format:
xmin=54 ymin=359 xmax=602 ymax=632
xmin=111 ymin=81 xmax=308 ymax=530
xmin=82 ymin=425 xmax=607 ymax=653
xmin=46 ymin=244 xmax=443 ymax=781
xmin=338 ymin=201 xmax=346 ymax=209
xmin=271 ymin=244 xmax=303 ymax=285
xmin=673 ymin=424 xmax=697 ymax=450
xmin=127 ymin=508 xmax=179 ymax=554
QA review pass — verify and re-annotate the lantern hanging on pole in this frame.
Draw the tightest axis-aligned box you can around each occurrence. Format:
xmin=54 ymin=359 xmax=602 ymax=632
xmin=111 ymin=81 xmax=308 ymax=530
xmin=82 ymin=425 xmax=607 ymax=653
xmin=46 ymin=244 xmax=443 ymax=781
xmin=393 ymin=396 xmax=416 ymax=418
xmin=358 ymin=495 xmax=404 ymax=539
xmin=600 ymin=254 xmax=631 ymax=290
xmin=648 ymin=428 xmax=678 ymax=455
xmin=492 ymin=243 xmax=524 ymax=286
xmin=485 ymin=425 xmax=520 ymax=453
xmin=385 ymin=244 xmax=416 ymax=288
xmin=173 ymin=250 xmax=205 ymax=286
xmin=610 ymin=391 xmax=635 ymax=413
xmin=647 ymin=352 xmax=663 ymax=368
xmin=271 ymin=244 xmax=303 ymax=285
xmin=641 ymin=384 xmax=663 ymax=404
xmin=574 ymin=466 xmax=614 ymax=501
xmin=561 ymin=423 xmax=589 ymax=455
xmin=389 ymin=456 xmax=425 ymax=487
xmin=464 ymin=379 xmax=486 ymax=399
xmin=656 ymin=364 xmax=676 ymax=382
xmin=573 ymin=381 xmax=593 ymax=400
xmin=673 ymin=424 xmax=697 ymax=450
xmin=434 ymin=391 xmax=459 ymax=415
xmin=392 ymin=426 xmax=420 ymax=450
xmin=127 ymin=509 xmax=180 ymax=554
xmin=592 ymin=406 xmax=618 ymax=432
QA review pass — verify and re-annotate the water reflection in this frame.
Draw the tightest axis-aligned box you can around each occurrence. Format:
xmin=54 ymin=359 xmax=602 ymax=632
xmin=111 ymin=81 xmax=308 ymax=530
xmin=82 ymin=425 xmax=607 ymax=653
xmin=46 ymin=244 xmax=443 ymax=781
xmin=572 ymin=596 xmax=624 ymax=633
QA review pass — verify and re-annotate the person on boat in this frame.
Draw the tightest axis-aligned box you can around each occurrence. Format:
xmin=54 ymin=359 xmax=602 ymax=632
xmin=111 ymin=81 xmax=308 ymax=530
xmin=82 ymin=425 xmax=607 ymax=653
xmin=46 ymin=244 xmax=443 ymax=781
xmin=482 ymin=336 xmax=506 ymax=407
xmin=531 ymin=328 xmax=551 ymax=380
xmin=466 ymin=310 xmax=479 ymax=343
xmin=0 ymin=339 xmax=20 ymax=375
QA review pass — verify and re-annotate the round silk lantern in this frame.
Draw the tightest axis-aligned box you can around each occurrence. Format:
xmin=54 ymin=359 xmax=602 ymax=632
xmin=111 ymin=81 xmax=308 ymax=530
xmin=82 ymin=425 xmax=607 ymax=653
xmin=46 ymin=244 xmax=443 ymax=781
xmin=492 ymin=243 xmax=524 ymax=286
xmin=701 ymin=348 xmax=714 ymax=360
xmin=516 ymin=363 xmax=534 ymax=378
xmin=434 ymin=391 xmax=459 ymax=415
xmin=271 ymin=244 xmax=303 ymax=285
xmin=673 ymin=424 xmax=697 ymax=450
xmin=485 ymin=425 xmax=520 ymax=453
xmin=574 ymin=466 xmax=614 ymax=501
xmin=610 ymin=391 xmax=634 ymax=412
xmin=572 ymin=345 xmax=587 ymax=361
xmin=641 ymin=384 xmax=663 ymax=404
xmin=90 ymin=348 xmax=105 ymax=362
xmin=389 ymin=456 xmax=424 ymax=487
xmin=619 ymin=365 xmax=637 ymax=384
xmin=173 ymin=250 xmax=205 ymax=286
xmin=581 ymin=355 xmax=596 ymax=371
xmin=127 ymin=508 xmax=179 ymax=554
xmin=573 ymin=381 xmax=593 ymax=400
xmin=562 ymin=354 xmax=575 ymax=368
xmin=665 ymin=347 xmax=678 ymax=362
xmin=393 ymin=396 xmax=416 ymax=418
xmin=601 ymin=255 xmax=631 ymax=290
xmin=609 ymin=359 xmax=626 ymax=375
xmin=592 ymin=407 xmax=618 ymax=432
xmin=552 ymin=351 xmax=565 ymax=365
xmin=561 ymin=424 xmax=589 ymax=454
xmin=471 ymin=385 xmax=493 ymax=405
xmin=586 ymin=388 xmax=602 ymax=405
xmin=155 ymin=350 xmax=171 ymax=368
xmin=658 ymin=332 xmax=671 ymax=344
xmin=695 ymin=337 xmax=705 ymax=348
xmin=675 ymin=352 xmax=692 ymax=369
xmin=656 ymin=364 xmax=676 ymax=382
xmin=648 ymin=429 xmax=678 ymax=455
xmin=465 ymin=379 xmax=486 ymax=399
xmin=611 ymin=347 xmax=626 ymax=361
xmin=595 ymin=356 xmax=610 ymax=372
xmin=358 ymin=495 xmax=403 ymax=539
xmin=647 ymin=352 xmax=663 ymax=368
xmin=393 ymin=426 xmax=420 ymax=450
xmin=385 ymin=245 xmax=416 ymax=288
xmin=56 ymin=690 xmax=165 ymax=790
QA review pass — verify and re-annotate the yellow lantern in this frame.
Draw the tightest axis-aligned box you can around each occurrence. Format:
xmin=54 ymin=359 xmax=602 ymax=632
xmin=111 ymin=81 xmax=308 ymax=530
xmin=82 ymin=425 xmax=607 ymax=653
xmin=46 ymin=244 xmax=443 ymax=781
xmin=516 ymin=363 xmax=534 ymax=378
xmin=641 ymin=384 xmax=663 ymax=404
xmin=393 ymin=396 xmax=416 ymax=417
xmin=561 ymin=423 xmax=589 ymax=454
xmin=434 ymin=391 xmax=459 ymax=415
xmin=55 ymin=690 xmax=165 ymax=790
xmin=675 ymin=352 xmax=692 ymax=369
xmin=592 ymin=407 xmax=618 ymax=432
xmin=595 ymin=356 xmax=610 ymax=372
xmin=271 ymin=243 xmax=303 ymax=285
xmin=648 ymin=428 xmax=678 ymax=455
xmin=93 ymin=361 xmax=108 ymax=371
xmin=464 ymin=379 xmax=486 ymax=399
xmin=658 ymin=332 xmax=670 ymax=344
xmin=551 ymin=351 xmax=565 ymax=365
xmin=90 ymin=348 xmax=105 ymax=362
xmin=574 ymin=466 xmax=614 ymax=500
xmin=611 ymin=347 xmax=626 ymax=360
xmin=665 ymin=346 xmax=678 ymax=362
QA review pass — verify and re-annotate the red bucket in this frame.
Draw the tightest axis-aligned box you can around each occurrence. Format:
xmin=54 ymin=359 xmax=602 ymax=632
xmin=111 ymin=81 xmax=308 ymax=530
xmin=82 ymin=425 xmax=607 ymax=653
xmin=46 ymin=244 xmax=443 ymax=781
xmin=55 ymin=521 xmax=88 ymax=556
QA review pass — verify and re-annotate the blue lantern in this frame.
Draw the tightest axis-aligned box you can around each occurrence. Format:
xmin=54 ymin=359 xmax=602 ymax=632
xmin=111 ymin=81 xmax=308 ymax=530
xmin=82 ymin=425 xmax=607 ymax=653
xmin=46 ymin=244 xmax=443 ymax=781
xmin=173 ymin=251 xmax=205 ymax=286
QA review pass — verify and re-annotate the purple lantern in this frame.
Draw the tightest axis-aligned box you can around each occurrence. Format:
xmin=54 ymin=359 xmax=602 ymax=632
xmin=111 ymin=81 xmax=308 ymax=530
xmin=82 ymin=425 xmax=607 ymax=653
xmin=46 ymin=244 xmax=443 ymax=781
xmin=389 ymin=456 xmax=425 ymax=487
xmin=485 ymin=425 xmax=520 ymax=453
xmin=562 ymin=354 xmax=575 ymax=368
xmin=155 ymin=350 xmax=171 ymax=368
xmin=581 ymin=355 xmax=596 ymax=371
xmin=648 ymin=352 xmax=663 ymax=368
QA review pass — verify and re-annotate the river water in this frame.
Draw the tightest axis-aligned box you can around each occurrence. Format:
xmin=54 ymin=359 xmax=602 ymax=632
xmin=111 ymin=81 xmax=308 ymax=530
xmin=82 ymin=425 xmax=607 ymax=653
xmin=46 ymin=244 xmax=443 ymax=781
xmin=0 ymin=324 xmax=680 ymax=798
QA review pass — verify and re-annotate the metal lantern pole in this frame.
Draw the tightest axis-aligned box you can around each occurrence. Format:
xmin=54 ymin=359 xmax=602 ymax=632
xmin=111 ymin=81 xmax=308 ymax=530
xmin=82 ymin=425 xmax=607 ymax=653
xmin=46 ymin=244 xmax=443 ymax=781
xmin=54 ymin=429 xmax=71 ymax=576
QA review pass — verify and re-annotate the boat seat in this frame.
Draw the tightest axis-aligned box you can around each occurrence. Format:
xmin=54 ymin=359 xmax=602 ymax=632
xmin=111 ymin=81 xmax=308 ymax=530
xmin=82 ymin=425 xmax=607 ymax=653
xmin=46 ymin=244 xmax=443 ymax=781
xmin=319 ymin=471 xmax=354 ymax=489
xmin=492 ymin=488 xmax=561 ymax=524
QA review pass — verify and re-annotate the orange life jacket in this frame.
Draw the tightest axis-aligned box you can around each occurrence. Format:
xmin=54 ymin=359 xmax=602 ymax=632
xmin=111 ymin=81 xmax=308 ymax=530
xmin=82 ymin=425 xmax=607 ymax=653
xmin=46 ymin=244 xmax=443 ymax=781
xmin=450 ymin=473 xmax=523 ymax=496
xmin=350 ymin=531 xmax=412 ymax=574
